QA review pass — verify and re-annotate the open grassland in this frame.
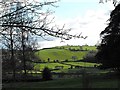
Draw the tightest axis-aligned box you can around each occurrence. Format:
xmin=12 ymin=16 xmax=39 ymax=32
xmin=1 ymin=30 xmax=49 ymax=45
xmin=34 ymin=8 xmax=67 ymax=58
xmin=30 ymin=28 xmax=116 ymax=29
xmin=35 ymin=49 xmax=88 ymax=62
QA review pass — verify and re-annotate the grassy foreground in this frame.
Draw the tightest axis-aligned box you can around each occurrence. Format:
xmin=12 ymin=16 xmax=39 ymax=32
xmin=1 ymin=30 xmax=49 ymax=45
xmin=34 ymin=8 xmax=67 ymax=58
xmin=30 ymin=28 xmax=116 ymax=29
xmin=3 ymin=76 xmax=119 ymax=89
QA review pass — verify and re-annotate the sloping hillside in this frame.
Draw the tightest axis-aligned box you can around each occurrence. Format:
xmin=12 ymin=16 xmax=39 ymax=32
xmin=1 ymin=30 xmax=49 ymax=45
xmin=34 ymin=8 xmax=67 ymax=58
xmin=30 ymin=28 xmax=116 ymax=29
xmin=35 ymin=45 xmax=96 ymax=62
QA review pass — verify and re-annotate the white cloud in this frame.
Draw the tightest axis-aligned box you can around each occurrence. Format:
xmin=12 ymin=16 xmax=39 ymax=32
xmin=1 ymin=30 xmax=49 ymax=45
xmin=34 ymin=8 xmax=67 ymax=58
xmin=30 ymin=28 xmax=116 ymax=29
xmin=38 ymin=8 xmax=110 ymax=49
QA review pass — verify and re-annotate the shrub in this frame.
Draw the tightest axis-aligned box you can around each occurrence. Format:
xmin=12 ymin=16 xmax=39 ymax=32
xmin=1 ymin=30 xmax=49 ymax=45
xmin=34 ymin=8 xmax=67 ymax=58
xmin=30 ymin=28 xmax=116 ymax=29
xmin=42 ymin=67 xmax=52 ymax=81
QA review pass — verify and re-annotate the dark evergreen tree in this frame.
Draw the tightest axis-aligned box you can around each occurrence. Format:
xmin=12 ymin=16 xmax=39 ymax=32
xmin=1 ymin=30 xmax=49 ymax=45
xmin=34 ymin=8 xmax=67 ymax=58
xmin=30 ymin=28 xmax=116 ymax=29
xmin=42 ymin=67 xmax=52 ymax=81
xmin=96 ymin=4 xmax=120 ymax=71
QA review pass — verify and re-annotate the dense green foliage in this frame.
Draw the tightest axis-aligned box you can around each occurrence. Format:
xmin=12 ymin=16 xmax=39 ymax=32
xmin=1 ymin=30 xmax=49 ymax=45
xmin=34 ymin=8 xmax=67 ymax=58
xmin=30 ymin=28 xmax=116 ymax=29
xmin=42 ymin=67 xmax=52 ymax=80
xmin=96 ymin=4 xmax=120 ymax=70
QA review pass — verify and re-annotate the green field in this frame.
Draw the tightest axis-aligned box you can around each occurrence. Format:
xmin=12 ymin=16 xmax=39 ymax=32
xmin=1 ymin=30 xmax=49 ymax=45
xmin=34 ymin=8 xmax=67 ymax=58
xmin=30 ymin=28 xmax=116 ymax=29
xmin=35 ymin=49 xmax=88 ymax=62
xmin=64 ymin=62 xmax=99 ymax=67
xmin=34 ymin=63 xmax=70 ymax=71
xmin=35 ymin=45 xmax=96 ymax=62
xmin=34 ymin=46 xmax=98 ymax=72
xmin=34 ymin=62 xmax=100 ymax=73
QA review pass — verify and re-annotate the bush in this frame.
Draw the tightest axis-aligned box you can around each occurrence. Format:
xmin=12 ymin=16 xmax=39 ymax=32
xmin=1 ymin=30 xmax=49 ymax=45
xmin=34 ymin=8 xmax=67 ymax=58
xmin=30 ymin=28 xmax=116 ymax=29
xmin=42 ymin=67 xmax=52 ymax=81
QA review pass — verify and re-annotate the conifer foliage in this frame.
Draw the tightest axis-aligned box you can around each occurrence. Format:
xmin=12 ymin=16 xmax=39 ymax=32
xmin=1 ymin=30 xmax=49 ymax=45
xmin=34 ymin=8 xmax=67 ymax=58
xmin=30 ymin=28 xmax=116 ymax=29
xmin=96 ymin=4 xmax=120 ymax=71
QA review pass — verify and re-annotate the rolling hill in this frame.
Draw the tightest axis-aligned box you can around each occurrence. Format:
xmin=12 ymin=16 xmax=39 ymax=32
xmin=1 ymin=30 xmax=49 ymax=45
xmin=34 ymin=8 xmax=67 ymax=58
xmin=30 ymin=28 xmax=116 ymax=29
xmin=35 ymin=45 xmax=97 ymax=62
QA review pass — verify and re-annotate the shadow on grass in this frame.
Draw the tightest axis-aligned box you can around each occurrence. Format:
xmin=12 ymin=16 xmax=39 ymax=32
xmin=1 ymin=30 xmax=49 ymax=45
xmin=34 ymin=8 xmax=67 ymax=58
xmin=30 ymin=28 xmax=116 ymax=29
xmin=2 ymin=71 xmax=120 ymax=89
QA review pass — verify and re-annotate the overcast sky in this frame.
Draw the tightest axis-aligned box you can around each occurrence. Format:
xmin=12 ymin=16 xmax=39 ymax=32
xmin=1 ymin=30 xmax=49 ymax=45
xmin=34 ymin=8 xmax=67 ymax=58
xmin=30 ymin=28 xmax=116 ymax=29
xmin=37 ymin=0 xmax=116 ymax=49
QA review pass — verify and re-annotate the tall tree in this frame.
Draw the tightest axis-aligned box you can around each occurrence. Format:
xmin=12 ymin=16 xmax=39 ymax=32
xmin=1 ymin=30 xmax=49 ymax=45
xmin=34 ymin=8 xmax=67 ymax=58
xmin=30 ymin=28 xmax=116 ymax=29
xmin=96 ymin=3 xmax=120 ymax=71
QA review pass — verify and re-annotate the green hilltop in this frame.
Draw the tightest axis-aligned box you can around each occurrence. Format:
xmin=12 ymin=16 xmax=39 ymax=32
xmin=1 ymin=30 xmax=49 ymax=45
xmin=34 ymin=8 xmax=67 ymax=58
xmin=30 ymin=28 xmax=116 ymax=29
xmin=35 ymin=45 xmax=97 ymax=62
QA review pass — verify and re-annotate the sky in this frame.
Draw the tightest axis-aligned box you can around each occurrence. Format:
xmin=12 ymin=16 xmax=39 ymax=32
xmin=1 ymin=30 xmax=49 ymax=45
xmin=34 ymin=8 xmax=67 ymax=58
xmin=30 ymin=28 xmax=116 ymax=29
xmin=0 ymin=0 xmax=116 ymax=49
xmin=37 ymin=0 xmax=115 ymax=49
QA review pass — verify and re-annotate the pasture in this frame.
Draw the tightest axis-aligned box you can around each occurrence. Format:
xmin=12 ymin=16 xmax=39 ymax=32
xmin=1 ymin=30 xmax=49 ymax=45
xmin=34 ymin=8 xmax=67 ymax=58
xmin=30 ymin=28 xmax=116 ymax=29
xmin=64 ymin=62 xmax=99 ymax=67
xmin=35 ymin=49 xmax=88 ymax=62
xmin=35 ymin=45 xmax=97 ymax=62
xmin=34 ymin=45 xmax=98 ymax=73
xmin=34 ymin=63 xmax=70 ymax=71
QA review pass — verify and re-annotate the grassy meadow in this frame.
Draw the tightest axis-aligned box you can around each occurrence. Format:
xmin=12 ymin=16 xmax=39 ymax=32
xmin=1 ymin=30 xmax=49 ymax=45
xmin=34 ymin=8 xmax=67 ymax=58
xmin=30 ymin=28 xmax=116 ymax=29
xmin=33 ymin=45 xmax=98 ymax=72
xmin=35 ymin=45 xmax=96 ymax=62
xmin=35 ymin=49 xmax=88 ymax=62
xmin=34 ymin=63 xmax=71 ymax=71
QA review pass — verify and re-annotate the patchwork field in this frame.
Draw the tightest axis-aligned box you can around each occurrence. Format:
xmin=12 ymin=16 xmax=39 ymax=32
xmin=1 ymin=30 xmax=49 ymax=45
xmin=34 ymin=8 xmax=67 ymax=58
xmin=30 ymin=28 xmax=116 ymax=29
xmin=3 ymin=45 xmax=119 ymax=89
xmin=34 ymin=45 xmax=98 ymax=73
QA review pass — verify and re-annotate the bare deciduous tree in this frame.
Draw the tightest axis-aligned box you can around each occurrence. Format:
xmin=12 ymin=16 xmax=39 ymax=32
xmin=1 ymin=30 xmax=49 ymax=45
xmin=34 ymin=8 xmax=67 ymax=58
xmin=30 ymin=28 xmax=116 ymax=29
xmin=0 ymin=0 xmax=85 ymax=80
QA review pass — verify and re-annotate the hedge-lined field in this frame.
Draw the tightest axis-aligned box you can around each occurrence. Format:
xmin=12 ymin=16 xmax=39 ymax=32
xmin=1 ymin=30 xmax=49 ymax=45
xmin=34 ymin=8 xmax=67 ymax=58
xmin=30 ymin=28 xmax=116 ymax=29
xmin=64 ymin=62 xmax=99 ymax=67
xmin=35 ymin=45 xmax=96 ymax=62
xmin=34 ymin=63 xmax=70 ymax=71
xmin=34 ymin=46 xmax=98 ymax=73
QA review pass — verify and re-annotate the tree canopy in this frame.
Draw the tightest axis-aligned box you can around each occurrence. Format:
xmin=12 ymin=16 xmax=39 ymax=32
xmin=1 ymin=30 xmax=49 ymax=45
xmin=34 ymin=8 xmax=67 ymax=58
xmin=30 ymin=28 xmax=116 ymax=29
xmin=96 ymin=3 xmax=120 ymax=71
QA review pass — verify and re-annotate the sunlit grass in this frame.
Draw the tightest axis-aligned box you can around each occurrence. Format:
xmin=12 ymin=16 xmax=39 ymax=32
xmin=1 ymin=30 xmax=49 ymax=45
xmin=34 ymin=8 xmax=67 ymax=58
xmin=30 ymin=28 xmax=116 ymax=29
xmin=35 ymin=49 xmax=88 ymax=62
xmin=64 ymin=62 xmax=99 ymax=67
xmin=34 ymin=63 xmax=70 ymax=71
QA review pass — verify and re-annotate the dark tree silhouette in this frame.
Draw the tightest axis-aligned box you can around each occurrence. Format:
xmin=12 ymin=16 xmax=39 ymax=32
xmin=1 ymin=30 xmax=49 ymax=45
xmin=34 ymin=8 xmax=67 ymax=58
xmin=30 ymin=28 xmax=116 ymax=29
xmin=42 ymin=67 xmax=52 ymax=81
xmin=96 ymin=4 xmax=120 ymax=71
